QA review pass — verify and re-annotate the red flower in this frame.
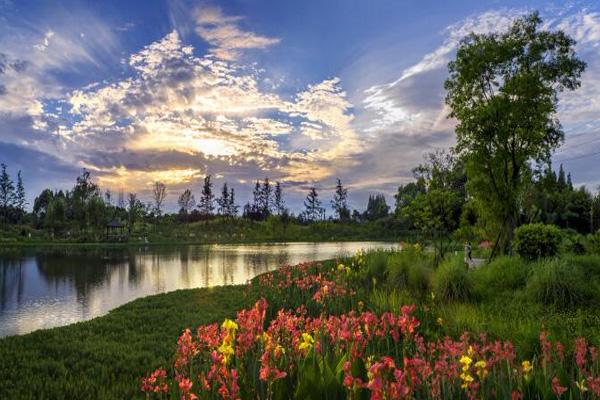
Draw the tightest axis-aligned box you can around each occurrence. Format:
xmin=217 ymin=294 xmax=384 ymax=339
xmin=551 ymin=377 xmax=567 ymax=397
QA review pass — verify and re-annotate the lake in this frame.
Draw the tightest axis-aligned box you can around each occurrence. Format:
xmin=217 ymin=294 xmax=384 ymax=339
xmin=0 ymin=241 xmax=399 ymax=337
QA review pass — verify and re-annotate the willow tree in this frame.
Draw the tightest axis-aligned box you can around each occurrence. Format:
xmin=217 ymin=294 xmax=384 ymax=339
xmin=444 ymin=12 xmax=585 ymax=256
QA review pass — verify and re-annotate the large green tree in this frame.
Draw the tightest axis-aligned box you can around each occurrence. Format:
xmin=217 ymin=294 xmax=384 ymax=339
xmin=444 ymin=12 xmax=586 ymax=255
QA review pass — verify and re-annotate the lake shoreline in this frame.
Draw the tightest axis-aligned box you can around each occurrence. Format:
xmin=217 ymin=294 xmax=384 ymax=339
xmin=0 ymin=237 xmax=401 ymax=248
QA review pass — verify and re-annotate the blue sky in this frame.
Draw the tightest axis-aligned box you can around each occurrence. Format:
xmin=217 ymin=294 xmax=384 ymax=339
xmin=1 ymin=0 xmax=599 ymax=212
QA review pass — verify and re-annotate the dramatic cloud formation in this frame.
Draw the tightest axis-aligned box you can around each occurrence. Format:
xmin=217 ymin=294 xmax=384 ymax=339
xmin=1 ymin=2 xmax=599 ymax=210
xmin=24 ymin=29 xmax=358 ymax=197
xmin=195 ymin=4 xmax=280 ymax=60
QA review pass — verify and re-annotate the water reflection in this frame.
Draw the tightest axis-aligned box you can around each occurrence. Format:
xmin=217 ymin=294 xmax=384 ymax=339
xmin=0 ymin=242 xmax=399 ymax=337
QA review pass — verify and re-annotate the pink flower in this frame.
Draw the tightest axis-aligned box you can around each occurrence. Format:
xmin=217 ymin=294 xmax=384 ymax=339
xmin=551 ymin=377 xmax=567 ymax=397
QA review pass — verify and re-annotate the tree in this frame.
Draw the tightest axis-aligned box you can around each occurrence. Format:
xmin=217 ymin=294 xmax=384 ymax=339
xmin=445 ymin=12 xmax=586 ymax=255
xmin=228 ymin=187 xmax=239 ymax=216
xmin=274 ymin=181 xmax=285 ymax=215
xmin=331 ymin=178 xmax=350 ymax=221
xmin=217 ymin=183 xmax=230 ymax=216
xmin=364 ymin=194 xmax=389 ymax=221
xmin=15 ymin=170 xmax=26 ymax=212
xmin=71 ymin=169 xmax=100 ymax=230
xmin=0 ymin=163 xmax=15 ymax=222
xmin=178 ymin=189 xmax=196 ymax=220
xmin=260 ymin=178 xmax=273 ymax=217
xmin=46 ymin=196 xmax=66 ymax=235
xmin=152 ymin=181 xmax=167 ymax=217
xmin=127 ymin=193 xmax=142 ymax=235
xmin=198 ymin=175 xmax=214 ymax=217
xmin=303 ymin=187 xmax=324 ymax=221
xmin=405 ymin=189 xmax=461 ymax=262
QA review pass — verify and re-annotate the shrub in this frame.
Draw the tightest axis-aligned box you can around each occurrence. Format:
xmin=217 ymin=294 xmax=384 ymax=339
xmin=386 ymin=251 xmax=432 ymax=295
xmin=561 ymin=229 xmax=586 ymax=255
xmin=432 ymin=256 xmax=473 ymax=302
xmin=513 ymin=223 xmax=562 ymax=260
xmin=363 ymin=250 xmax=389 ymax=284
xmin=471 ymin=256 xmax=529 ymax=297
xmin=526 ymin=258 xmax=596 ymax=308
xmin=587 ymin=230 xmax=600 ymax=254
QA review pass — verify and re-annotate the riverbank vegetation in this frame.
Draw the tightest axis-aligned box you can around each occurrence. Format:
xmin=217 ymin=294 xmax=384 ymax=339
xmin=2 ymin=246 xmax=600 ymax=399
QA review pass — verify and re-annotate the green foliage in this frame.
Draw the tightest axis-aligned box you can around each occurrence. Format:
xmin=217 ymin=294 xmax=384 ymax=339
xmin=587 ymin=230 xmax=600 ymax=255
xmin=445 ymin=12 xmax=586 ymax=254
xmin=362 ymin=250 xmax=389 ymax=285
xmin=385 ymin=250 xmax=432 ymax=295
xmin=0 ymin=285 xmax=247 ymax=400
xmin=432 ymin=256 xmax=473 ymax=302
xmin=513 ymin=223 xmax=562 ymax=260
xmin=561 ymin=229 xmax=587 ymax=255
xmin=471 ymin=256 xmax=530 ymax=298
xmin=526 ymin=258 xmax=597 ymax=308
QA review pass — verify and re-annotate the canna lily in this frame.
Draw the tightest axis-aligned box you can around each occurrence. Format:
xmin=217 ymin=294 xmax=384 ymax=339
xmin=298 ymin=332 xmax=314 ymax=352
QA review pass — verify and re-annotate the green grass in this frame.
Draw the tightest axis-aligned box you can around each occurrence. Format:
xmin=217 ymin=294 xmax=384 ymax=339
xmin=0 ymin=285 xmax=249 ymax=400
xmin=3 ymin=251 xmax=600 ymax=399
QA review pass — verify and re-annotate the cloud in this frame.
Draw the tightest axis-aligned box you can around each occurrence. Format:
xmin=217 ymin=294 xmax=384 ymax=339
xmin=10 ymin=30 xmax=358 ymax=195
xmin=357 ymin=6 xmax=600 ymax=195
xmin=194 ymin=4 xmax=280 ymax=60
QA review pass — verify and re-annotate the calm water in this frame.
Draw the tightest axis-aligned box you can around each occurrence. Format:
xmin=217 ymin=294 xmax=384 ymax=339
xmin=0 ymin=242 xmax=399 ymax=337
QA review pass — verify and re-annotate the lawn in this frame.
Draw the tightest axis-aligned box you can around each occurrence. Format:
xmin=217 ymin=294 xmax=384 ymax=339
xmin=0 ymin=285 xmax=248 ymax=399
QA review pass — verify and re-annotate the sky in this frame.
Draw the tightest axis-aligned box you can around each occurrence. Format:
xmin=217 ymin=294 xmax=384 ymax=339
xmin=0 ymin=0 xmax=599 ymax=213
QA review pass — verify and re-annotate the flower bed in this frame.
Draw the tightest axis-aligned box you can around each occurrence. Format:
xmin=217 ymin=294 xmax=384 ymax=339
xmin=141 ymin=253 xmax=600 ymax=399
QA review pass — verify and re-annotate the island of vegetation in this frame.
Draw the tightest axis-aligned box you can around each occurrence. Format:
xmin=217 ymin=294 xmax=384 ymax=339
xmin=1 ymin=11 xmax=600 ymax=400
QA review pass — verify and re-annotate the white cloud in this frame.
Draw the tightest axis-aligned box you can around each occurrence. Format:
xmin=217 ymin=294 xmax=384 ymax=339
xmin=17 ymin=30 xmax=359 ymax=191
xmin=194 ymin=5 xmax=280 ymax=61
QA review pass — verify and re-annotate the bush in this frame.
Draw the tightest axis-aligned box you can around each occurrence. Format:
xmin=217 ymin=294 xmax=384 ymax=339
xmin=526 ymin=258 xmax=596 ymax=308
xmin=386 ymin=251 xmax=432 ymax=295
xmin=432 ymin=256 xmax=473 ymax=302
xmin=587 ymin=230 xmax=600 ymax=254
xmin=363 ymin=250 xmax=389 ymax=285
xmin=513 ymin=223 xmax=561 ymax=260
xmin=561 ymin=229 xmax=586 ymax=255
xmin=471 ymin=256 xmax=529 ymax=297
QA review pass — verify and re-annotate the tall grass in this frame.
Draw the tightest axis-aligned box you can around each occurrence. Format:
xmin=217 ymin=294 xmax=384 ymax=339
xmin=471 ymin=256 xmax=530 ymax=298
xmin=385 ymin=250 xmax=432 ymax=295
xmin=432 ymin=255 xmax=474 ymax=302
xmin=526 ymin=258 xmax=597 ymax=308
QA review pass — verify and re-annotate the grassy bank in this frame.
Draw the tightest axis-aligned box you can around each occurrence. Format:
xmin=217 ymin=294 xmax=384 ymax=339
xmin=0 ymin=285 xmax=249 ymax=400
xmin=3 ymin=251 xmax=600 ymax=399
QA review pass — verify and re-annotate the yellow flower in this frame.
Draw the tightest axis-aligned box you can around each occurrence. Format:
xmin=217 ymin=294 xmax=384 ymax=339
xmin=436 ymin=317 xmax=444 ymax=326
xmin=474 ymin=360 xmax=488 ymax=379
xmin=521 ymin=360 xmax=533 ymax=375
xmin=358 ymin=301 xmax=365 ymax=311
xmin=460 ymin=372 xmax=474 ymax=389
xmin=222 ymin=319 xmax=239 ymax=333
xmin=576 ymin=379 xmax=588 ymax=392
xmin=298 ymin=332 xmax=314 ymax=351
xmin=460 ymin=355 xmax=472 ymax=367
xmin=218 ymin=342 xmax=234 ymax=364
xmin=467 ymin=346 xmax=474 ymax=357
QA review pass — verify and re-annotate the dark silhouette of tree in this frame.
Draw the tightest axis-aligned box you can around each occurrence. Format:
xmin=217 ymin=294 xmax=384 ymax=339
xmin=364 ymin=194 xmax=389 ymax=221
xmin=303 ymin=187 xmax=324 ymax=221
xmin=217 ymin=183 xmax=230 ymax=216
xmin=198 ymin=175 xmax=215 ymax=217
xmin=152 ymin=181 xmax=167 ymax=217
xmin=15 ymin=170 xmax=26 ymax=213
xmin=228 ymin=187 xmax=239 ymax=216
xmin=331 ymin=178 xmax=349 ymax=221
xmin=178 ymin=189 xmax=196 ymax=220
xmin=127 ymin=193 xmax=142 ymax=235
xmin=260 ymin=178 xmax=272 ymax=217
xmin=274 ymin=181 xmax=285 ymax=215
